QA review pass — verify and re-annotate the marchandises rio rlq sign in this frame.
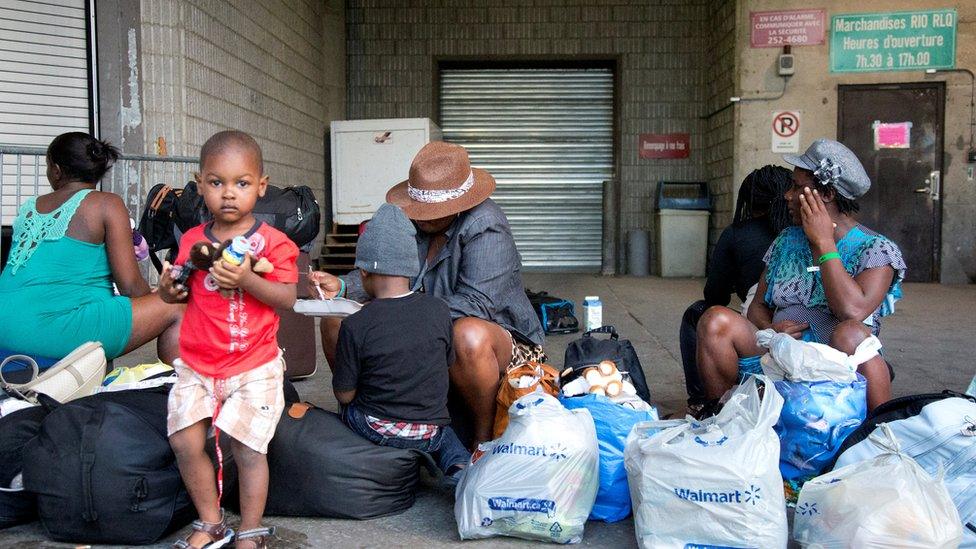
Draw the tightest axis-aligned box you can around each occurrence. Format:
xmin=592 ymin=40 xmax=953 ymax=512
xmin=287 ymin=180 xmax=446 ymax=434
xmin=830 ymin=9 xmax=957 ymax=73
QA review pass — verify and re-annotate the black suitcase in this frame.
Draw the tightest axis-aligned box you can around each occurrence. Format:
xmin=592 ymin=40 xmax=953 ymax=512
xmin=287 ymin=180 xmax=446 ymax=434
xmin=23 ymin=387 xmax=237 ymax=544
xmin=277 ymin=252 xmax=317 ymax=380
xmin=563 ymin=326 xmax=652 ymax=404
xmin=265 ymin=403 xmax=433 ymax=519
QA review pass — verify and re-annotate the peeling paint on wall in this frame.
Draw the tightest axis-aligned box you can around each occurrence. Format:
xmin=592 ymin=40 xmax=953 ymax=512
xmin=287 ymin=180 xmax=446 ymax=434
xmin=122 ymin=28 xmax=142 ymax=131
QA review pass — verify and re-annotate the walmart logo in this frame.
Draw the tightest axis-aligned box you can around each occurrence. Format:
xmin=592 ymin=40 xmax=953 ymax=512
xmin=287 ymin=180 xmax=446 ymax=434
xmin=796 ymin=502 xmax=819 ymax=516
xmin=491 ymin=442 xmax=568 ymax=461
xmin=743 ymin=485 xmax=762 ymax=505
xmin=673 ymin=484 xmax=763 ymax=506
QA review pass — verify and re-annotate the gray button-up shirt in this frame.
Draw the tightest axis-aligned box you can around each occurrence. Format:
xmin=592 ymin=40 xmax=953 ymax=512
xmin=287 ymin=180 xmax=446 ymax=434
xmin=344 ymin=199 xmax=544 ymax=346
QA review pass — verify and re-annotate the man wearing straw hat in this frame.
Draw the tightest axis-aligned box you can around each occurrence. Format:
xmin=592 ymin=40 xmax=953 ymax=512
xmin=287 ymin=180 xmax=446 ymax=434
xmin=310 ymin=142 xmax=545 ymax=447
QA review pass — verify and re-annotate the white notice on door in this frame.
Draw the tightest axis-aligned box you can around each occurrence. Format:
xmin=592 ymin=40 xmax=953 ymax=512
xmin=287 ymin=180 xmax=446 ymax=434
xmin=771 ymin=111 xmax=801 ymax=153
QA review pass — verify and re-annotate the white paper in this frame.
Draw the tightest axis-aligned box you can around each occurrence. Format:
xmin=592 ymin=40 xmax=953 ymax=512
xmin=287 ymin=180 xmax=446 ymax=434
xmin=292 ymin=298 xmax=363 ymax=317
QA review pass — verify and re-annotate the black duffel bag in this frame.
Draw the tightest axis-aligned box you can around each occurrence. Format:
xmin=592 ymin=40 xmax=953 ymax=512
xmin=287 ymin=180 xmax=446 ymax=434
xmin=23 ymin=387 xmax=237 ymax=545
xmin=174 ymin=181 xmax=321 ymax=251
xmin=0 ymin=402 xmax=54 ymax=529
xmin=265 ymin=402 xmax=434 ymax=519
xmin=563 ymin=325 xmax=652 ymax=404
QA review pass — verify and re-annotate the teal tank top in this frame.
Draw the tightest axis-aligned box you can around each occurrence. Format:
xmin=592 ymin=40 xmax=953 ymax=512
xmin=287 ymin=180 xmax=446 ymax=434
xmin=0 ymin=190 xmax=132 ymax=359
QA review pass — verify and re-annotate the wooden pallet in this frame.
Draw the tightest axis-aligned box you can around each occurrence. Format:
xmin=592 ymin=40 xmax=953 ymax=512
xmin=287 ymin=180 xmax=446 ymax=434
xmin=319 ymin=224 xmax=360 ymax=275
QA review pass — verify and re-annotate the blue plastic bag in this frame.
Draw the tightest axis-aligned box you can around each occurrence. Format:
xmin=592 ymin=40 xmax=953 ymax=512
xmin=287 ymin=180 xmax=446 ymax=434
xmin=774 ymin=374 xmax=867 ymax=480
xmin=560 ymin=394 xmax=658 ymax=522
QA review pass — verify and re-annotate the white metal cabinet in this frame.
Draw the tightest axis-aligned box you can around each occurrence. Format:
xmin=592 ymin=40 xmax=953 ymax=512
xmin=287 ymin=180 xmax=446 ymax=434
xmin=330 ymin=118 xmax=441 ymax=225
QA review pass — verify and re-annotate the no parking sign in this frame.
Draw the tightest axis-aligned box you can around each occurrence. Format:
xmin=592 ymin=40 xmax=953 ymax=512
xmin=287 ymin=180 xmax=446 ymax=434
xmin=771 ymin=111 xmax=800 ymax=153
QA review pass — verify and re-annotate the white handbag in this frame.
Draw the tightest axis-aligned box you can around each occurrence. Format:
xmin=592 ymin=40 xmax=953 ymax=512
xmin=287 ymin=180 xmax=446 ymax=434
xmin=0 ymin=341 xmax=107 ymax=404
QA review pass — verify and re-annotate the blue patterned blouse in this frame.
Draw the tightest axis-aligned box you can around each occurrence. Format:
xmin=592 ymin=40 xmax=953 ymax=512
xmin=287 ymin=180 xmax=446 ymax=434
xmin=762 ymin=225 xmax=907 ymax=343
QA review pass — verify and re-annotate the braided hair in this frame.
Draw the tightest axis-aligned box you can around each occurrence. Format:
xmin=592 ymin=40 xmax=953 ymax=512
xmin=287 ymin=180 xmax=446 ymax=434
xmin=733 ymin=165 xmax=793 ymax=235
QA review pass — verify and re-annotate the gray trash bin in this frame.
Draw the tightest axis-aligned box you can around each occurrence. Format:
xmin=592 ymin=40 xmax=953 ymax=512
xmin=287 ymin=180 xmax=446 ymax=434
xmin=655 ymin=182 xmax=711 ymax=277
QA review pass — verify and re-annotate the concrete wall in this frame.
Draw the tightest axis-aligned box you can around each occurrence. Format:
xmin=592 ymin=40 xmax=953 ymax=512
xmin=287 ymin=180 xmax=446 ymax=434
xmin=733 ymin=0 xmax=976 ymax=283
xmin=345 ymin=0 xmax=714 ymax=271
xmin=704 ymin=0 xmax=738 ymax=247
xmin=139 ymin=0 xmax=346 ymax=252
xmin=96 ymin=0 xmax=145 ymax=154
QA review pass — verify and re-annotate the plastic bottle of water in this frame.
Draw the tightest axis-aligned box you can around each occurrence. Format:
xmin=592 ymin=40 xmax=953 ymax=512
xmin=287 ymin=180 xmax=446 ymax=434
xmin=583 ymin=296 xmax=602 ymax=331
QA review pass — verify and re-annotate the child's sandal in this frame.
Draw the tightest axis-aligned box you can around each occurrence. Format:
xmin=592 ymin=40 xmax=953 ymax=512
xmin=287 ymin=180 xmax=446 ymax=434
xmin=172 ymin=510 xmax=234 ymax=549
xmin=235 ymin=526 xmax=276 ymax=549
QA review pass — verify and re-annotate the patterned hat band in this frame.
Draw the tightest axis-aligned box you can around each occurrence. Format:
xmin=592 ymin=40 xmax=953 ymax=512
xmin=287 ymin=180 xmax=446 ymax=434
xmin=407 ymin=170 xmax=475 ymax=204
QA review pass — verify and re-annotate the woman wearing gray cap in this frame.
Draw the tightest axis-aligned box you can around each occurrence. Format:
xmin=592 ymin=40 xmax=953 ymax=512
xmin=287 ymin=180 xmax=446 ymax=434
xmin=696 ymin=138 xmax=906 ymax=412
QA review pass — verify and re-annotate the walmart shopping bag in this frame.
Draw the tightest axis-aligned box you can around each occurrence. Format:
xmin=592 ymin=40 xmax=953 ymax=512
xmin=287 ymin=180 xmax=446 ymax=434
xmin=455 ymin=392 xmax=599 ymax=544
xmin=624 ymin=376 xmax=787 ymax=549
xmin=794 ymin=424 xmax=962 ymax=548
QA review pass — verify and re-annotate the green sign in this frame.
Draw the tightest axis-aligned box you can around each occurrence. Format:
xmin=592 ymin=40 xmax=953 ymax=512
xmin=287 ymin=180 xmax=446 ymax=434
xmin=830 ymin=9 xmax=956 ymax=73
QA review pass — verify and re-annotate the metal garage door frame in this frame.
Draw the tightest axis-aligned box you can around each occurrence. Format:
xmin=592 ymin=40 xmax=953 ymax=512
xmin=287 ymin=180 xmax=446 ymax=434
xmin=435 ymin=58 xmax=618 ymax=272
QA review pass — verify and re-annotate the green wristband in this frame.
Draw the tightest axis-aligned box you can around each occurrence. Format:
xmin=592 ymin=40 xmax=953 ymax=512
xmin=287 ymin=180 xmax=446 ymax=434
xmin=818 ymin=252 xmax=841 ymax=265
xmin=338 ymin=276 xmax=346 ymax=297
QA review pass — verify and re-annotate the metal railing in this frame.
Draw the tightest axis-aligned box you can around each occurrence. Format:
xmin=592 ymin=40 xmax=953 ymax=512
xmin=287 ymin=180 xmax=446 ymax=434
xmin=1 ymin=145 xmax=197 ymax=283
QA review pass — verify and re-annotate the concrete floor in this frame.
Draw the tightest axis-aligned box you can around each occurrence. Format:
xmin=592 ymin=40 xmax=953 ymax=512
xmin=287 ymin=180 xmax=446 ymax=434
xmin=2 ymin=274 xmax=974 ymax=548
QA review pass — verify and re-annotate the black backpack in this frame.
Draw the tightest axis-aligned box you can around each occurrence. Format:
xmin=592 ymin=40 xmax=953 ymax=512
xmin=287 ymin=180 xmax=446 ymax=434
xmin=525 ymin=290 xmax=580 ymax=335
xmin=826 ymin=390 xmax=976 ymax=471
xmin=137 ymin=184 xmax=184 ymax=271
xmin=174 ymin=181 xmax=321 ymax=251
xmin=563 ymin=326 xmax=652 ymax=404
xmin=23 ymin=387 xmax=237 ymax=545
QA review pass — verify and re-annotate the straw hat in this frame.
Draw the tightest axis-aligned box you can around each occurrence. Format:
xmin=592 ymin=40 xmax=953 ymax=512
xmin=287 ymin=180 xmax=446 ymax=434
xmin=386 ymin=142 xmax=496 ymax=221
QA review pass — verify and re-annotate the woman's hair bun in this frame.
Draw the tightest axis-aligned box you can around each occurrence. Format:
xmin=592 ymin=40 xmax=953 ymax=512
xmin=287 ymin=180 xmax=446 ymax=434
xmin=87 ymin=139 xmax=121 ymax=166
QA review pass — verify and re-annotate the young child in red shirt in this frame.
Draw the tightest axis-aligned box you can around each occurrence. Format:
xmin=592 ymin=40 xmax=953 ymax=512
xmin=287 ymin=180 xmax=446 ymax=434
xmin=160 ymin=130 xmax=297 ymax=549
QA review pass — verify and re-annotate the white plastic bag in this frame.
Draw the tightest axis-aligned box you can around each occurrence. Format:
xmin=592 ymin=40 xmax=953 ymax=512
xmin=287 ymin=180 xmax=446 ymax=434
xmin=756 ymin=328 xmax=880 ymax=383
xmin=624 ymin=376 xmax=788 ymax=549
xmin=794 ymin=424 xmax=963 ymax=549
xmin=455 ymin=392 xmax=599 ymax=544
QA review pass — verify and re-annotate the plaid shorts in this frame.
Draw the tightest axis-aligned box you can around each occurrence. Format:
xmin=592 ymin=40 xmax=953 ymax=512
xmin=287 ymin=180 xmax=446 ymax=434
xmin=365 ymin=413 xmax=440 ymax=440
xmin=509 ymin=333 xmax=547 ymax=370
xmin=167 ymin=354 xmax=285 ymax=454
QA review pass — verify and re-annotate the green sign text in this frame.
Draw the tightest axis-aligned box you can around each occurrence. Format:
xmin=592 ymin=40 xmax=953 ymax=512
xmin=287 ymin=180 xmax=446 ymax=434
xmin=830 ymin=9 xmax=956 ymax=73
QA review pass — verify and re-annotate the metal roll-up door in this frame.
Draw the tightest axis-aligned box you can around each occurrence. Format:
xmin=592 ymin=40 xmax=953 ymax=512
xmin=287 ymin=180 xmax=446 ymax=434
xmin=1 ymin=0 xmax=93 ymax=226
xmin=439 ymin=68 xmax=613 ymax=271
xmin=0 ymin=0 xmax=93 ymax=146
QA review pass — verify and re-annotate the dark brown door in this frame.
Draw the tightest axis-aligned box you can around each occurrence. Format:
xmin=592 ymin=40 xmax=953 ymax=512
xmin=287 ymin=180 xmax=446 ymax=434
xmin=838 ymin=83 xmax=944 ymax=282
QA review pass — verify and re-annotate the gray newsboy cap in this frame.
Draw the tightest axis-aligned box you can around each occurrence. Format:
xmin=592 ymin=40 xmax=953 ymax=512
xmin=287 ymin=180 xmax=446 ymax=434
xmin=784 ymin=138 xmax=871 ymax=200
xmin=355 ymin=203 xmax=420 ymax=277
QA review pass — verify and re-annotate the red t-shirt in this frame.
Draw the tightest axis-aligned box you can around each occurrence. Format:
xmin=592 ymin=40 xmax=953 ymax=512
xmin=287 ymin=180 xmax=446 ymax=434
xmin=175 ymin=222 xmax=298 ymax=378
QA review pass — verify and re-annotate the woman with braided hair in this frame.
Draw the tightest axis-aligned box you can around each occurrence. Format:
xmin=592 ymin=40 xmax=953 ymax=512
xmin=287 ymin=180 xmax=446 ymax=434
xmin=678 ymin=165 xmax=794 ymax=413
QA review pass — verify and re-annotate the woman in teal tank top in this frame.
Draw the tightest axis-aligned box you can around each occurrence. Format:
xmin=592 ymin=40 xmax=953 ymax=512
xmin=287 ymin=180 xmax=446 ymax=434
xmin=0 ymin=133 xmax=183 ymax=362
